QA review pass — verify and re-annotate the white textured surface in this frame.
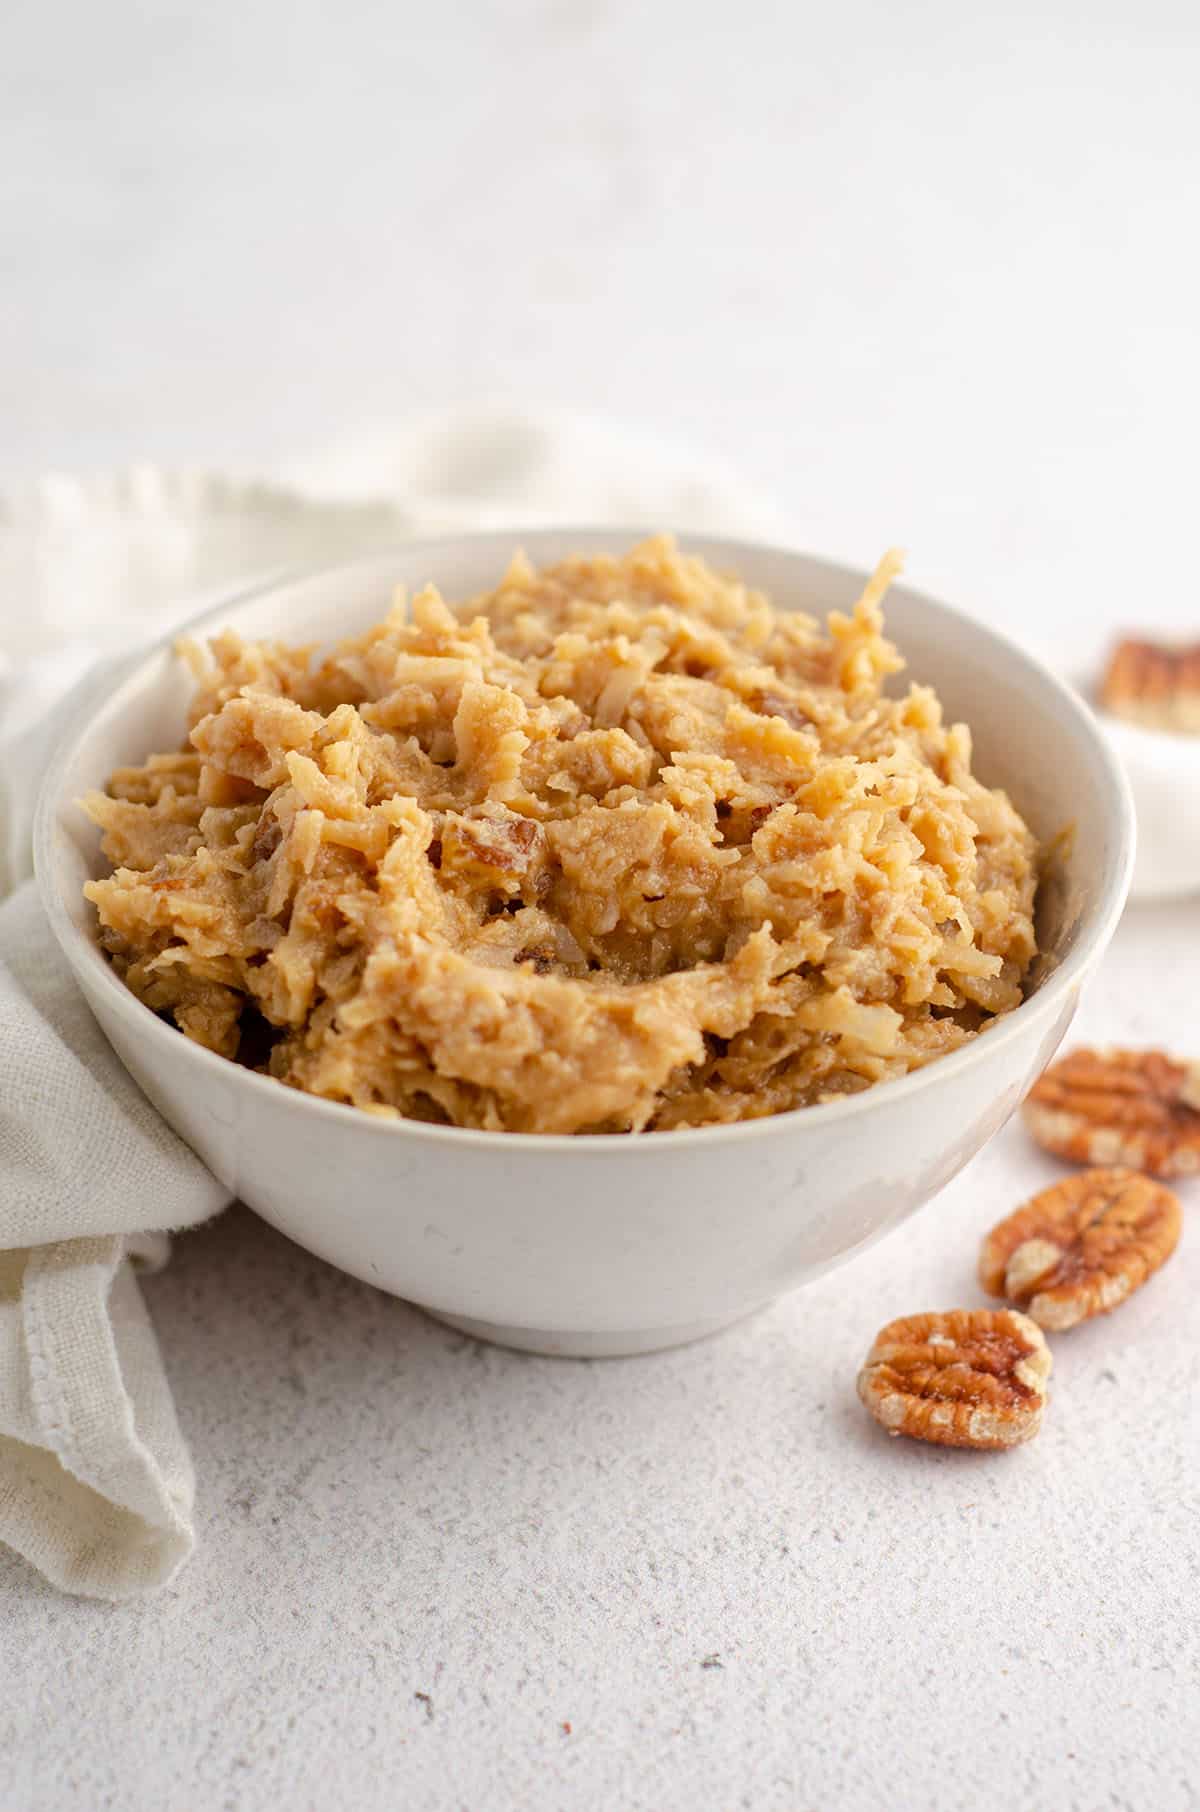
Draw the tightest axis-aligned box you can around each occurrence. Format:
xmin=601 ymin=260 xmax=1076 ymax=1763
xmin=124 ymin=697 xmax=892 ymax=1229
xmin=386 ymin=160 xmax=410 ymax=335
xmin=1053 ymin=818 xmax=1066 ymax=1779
xmin=3 ymin=900 xmax=1198 ymax=1810
xmin=5 ymin=2 xmax=1200 ymax=674
xmin=4 ymin=2 xmax=1200 ymax=1805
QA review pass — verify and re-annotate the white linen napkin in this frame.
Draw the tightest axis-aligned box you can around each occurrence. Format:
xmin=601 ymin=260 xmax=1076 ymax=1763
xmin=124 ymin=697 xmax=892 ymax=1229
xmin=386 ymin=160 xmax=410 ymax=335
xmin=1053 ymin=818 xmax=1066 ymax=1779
xmin=0 ymin=410 xmax=777 ymax=1598
xmin=0 ymin=882 xmax=228 ymax=1595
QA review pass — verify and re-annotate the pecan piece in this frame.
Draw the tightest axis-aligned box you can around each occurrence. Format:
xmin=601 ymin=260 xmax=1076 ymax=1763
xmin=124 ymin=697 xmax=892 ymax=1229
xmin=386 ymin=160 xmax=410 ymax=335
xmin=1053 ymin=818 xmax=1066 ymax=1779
xmin=251 ymin=815 xmax=283 ymax=864
xmin=457 ymin=814 xmax=540 ymax=871
xmin=1101 ymin=636 xmax=1200 ymax=734
xmin=1024 ymin=1046 xmax=1200 ymax=1177
xmin=857 ymin=1308 xmax=1051 ymax=1450
xmin=439 ymin=809 xmax=544 ymax=884
xmin=513 ymin=942 xmax=556 ymax=975
xmin=752 ymin=690 xmax=812 ymax=730
xmin=979 ymin=1167 xmax=1181 ymax=1332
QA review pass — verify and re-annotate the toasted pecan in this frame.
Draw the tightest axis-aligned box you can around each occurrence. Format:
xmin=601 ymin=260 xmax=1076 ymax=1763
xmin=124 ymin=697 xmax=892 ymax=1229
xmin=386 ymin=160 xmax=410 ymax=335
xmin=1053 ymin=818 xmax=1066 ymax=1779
xmin=857 ymin=1308 xmax=1051 ymax=1449
xmin=1025 ymin=1047 xmax=1200 ymax=1177
xmin=1101 ymin=637 xmax=1200 ymax=734
xmin=979 ymin=1166 xmax=1181 ymax=1331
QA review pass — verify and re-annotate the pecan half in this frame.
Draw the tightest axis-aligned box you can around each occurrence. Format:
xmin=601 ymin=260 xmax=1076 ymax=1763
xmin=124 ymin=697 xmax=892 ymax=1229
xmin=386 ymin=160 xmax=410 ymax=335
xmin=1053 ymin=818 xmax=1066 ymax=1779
xmin=1101 ymin=637 xmax=1200 ymax=734
xmin=1024 ymin=1046 xmax=1200 ymax=1177
xmin=857 ymin=1308 xmax=1051 ymax=1450
xmin=979 ymin=1167 xmax=1182 ymax=1332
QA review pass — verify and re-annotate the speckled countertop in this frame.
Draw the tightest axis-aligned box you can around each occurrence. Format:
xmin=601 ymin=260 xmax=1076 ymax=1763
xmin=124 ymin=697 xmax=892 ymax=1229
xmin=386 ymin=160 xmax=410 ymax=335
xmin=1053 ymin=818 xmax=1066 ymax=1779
xmin=5 ymin=898 xmax=1198 ymax=1810
xmin=4 ymin=3 xmax=1199 ymax=1806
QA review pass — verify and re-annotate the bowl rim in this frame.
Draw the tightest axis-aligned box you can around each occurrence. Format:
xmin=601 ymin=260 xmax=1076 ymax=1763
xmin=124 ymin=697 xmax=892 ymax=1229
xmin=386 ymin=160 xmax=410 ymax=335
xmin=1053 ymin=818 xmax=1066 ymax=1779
xmin=34 ymin=527 xmax=1137 ymax=1155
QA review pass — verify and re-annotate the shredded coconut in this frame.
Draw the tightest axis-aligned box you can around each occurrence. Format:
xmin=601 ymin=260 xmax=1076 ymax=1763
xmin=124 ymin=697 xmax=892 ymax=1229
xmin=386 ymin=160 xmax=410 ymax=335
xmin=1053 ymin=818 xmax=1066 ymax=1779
xmin=83 ymin=537 xmax=1039 ymax=1133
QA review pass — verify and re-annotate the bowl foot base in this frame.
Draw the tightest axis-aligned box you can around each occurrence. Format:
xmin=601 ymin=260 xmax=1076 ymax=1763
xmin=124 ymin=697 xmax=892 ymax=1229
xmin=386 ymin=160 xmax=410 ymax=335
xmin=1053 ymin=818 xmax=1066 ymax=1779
xmin=422 ymin=1305 xmax=766 ymax=1358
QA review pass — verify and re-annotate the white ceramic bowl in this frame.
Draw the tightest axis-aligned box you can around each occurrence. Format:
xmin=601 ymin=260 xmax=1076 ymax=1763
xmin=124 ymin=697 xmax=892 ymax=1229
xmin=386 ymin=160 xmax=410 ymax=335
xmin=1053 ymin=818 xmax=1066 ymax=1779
xmin=35 ymin=532 xmax=1135 ymax=1356
xmin=1094 ymin=708 xmax=1200 ymax=902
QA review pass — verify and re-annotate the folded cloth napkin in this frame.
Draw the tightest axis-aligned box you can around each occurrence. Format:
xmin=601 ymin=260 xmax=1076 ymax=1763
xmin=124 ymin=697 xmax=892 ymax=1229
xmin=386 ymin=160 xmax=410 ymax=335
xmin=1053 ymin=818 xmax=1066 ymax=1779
xmin=0 ymin=410 xmax=778 ymax=1597
xmin=0 ymin=882 xmax=229 ymax=1595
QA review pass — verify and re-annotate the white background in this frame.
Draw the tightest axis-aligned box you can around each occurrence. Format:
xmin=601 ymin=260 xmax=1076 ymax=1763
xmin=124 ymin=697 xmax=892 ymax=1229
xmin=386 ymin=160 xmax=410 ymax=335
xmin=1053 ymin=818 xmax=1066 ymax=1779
xmin=3 ymin=4 xmax=1199 ymax=1809
xmin=5 ymin=0 xmax=1200 ymax=664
